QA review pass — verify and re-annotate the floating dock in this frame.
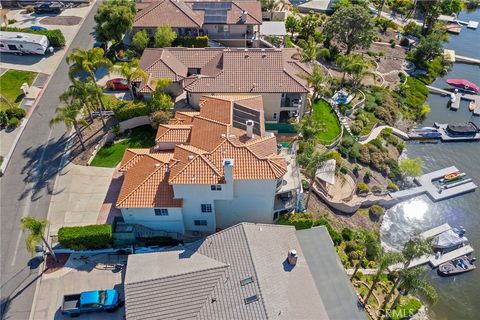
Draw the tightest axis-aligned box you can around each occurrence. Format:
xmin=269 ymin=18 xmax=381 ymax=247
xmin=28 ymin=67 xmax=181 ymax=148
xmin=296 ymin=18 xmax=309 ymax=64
xmin=443 ymin=49 xmax=480 ymax=65
xmin=434 ymin=123 xmax=480 ymax=141
xmin=438 ymin=15 xmax=478 ymax=29
xmin=420 ymin=223 xmax=452 ymax=239
xmin=389 ymin=245 xmax=475 ymax=271
xmin=390 ymin=166 xmax=477 ymax=202
xmin=450 ymin=92 xmax=480 ymax=115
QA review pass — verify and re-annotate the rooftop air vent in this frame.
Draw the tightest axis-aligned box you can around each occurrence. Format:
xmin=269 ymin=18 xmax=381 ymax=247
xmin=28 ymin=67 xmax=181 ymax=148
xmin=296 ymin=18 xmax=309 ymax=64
xmin=287 ymin=249 xmax=298 ymax=266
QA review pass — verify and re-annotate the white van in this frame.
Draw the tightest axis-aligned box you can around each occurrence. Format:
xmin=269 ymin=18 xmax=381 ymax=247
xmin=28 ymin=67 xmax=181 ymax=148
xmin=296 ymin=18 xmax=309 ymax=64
xmin=0 ymin=31 xmax=53 ymax=55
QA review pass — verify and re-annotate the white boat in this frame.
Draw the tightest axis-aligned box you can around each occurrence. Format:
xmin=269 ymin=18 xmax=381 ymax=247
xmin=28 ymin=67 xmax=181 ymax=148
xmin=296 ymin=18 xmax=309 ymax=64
xmin=0 ymin=31 xmax=53 ymax=55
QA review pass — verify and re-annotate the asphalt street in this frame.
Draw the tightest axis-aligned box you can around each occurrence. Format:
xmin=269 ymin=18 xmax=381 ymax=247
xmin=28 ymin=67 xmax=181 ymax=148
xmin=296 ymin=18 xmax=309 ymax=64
xmin=0 ymin=2 xmax=99 ymax=319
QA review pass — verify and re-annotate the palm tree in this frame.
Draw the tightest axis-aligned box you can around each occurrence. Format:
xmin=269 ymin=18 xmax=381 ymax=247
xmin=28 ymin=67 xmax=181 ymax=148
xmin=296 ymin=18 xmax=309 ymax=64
xmin=300 ymin=37 xmax=320 ymax=64
xmin=297 ymin=143 xmax=332 ymax=209
xmin=296 ymin=116 xmax=323 ymax=142
xmin=60 ymin=80 xmax=105 ymax=125
xmin=50 ymin=100 xmax=89 ymax=151
xmin=336 ymin=54 xmax=372 ymax=90
xmin=260 ymin=0 xmax=279 ymax=21
xmin=117 ymin=59 xmax=148 ymax=98
xmin=350 ymin=232 xmax=381 ymax=281
xmin=66 ymin=47 xmax=112 ymax=81
xmin=389 ymin=267 xmax=438 ymax=311
xmin=383 ymin=237 xmax=432 ymax=307
xmin=304 ymin=64 xmax=327 ymax=103
xmin=20 ymin=216 xmax=57 ymax=262
xmin=364 ymin=250 xmax=403 ymax=303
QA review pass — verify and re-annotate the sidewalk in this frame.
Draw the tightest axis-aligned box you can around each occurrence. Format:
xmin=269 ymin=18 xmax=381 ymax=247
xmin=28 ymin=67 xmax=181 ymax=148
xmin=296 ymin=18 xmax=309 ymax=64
xmin=48 ymin=162 xmax=115 ymax=236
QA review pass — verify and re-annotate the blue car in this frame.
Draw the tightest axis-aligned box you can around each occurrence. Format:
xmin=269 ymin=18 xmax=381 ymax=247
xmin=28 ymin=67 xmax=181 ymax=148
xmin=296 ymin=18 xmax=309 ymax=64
xmin=62 ymin=289 xmax=123 ymax=317
xmin=30 ymin=26 xmax=47 ymax=31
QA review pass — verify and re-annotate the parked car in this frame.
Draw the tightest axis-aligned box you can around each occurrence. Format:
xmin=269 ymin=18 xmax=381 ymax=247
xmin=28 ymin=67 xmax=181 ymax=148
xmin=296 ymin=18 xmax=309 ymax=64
xmin=30 ymin=26 xmax=47 ymax=31
xmin=62 ymin=289 xmax=122 ymax=317
xmin=106 ymin=78 xmax=128 ymax=91
xmin=34 ymin=2 xmax=63 ymax=14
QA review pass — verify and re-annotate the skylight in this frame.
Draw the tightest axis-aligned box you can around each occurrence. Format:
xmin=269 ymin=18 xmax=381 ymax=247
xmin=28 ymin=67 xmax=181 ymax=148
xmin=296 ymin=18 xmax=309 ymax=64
xmin=244 ymin=294 xmax=258 ymax=304
xmin=240 ymin=277 xmax=253 ymax=286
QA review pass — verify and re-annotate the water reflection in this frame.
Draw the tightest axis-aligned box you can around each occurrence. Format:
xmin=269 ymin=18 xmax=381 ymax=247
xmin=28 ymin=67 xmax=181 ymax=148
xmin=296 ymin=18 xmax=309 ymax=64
xmin=403 ymin=198 xmax=429 ymax=221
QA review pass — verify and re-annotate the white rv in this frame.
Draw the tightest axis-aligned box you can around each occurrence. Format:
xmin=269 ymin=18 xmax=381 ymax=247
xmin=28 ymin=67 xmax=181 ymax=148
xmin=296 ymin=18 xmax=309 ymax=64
xmin=0 ymin=31 xmax=53 ymax=55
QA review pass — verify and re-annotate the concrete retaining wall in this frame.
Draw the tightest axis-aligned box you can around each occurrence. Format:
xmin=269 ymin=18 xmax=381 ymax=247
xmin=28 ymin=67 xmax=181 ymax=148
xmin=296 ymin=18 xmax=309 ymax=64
xmin=119 ymin=116 xmax=150 ymax=132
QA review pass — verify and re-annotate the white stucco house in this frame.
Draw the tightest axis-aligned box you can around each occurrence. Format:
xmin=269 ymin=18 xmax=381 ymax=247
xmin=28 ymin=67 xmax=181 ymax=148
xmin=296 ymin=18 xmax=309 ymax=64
xmin=116 ymin=95 xmax=302 ymax=235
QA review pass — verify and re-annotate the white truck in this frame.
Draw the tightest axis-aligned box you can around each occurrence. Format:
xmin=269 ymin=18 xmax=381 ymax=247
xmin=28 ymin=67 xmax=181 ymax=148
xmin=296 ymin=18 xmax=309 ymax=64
xmin=0 ymin=31 xmax=53 ymax=55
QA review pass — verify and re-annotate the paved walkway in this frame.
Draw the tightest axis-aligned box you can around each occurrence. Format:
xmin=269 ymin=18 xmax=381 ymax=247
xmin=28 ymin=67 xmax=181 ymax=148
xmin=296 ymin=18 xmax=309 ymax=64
xmin=359 ymin=125 xmax=409 ymax=145
xmin=48 ymin=163 xmax=115 ymax=237
xmin=346 ymin=268 xmax=379 ymax=276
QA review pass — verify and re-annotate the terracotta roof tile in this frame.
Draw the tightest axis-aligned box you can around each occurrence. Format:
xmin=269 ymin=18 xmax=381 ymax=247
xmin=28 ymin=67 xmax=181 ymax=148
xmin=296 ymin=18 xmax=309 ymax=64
xmin=155 ymin=124 xmax=192 ymax=144
xmin=134 ymin=0 xmax=203 ymax=28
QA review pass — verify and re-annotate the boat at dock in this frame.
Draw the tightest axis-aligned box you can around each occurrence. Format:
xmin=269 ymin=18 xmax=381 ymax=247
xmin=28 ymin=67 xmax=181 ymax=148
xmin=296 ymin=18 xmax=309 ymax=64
xmin=432 ymin=227 xmax=468 ymax=252
xmin=438 ymin=255 xmax=476 ymax=277
xmin=442 ymin=171 xmax=464 ymax=182
xmin=446 ymin=79 xmax=480 ymax=93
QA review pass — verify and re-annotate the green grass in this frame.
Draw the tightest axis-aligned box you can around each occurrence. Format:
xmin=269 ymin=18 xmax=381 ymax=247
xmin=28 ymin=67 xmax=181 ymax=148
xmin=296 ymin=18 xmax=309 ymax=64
xmin=90 ymin=125 xmax=156 ymax=168
xmin=0 ymin=70 xmax=37 ymax=111
xmin=312 ymin=99 xmax=342 ymax=144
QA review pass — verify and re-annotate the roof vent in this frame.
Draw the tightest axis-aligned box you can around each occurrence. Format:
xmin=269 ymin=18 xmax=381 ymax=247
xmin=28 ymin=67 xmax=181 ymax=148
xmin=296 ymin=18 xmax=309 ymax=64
xmin=155 ymin=163 xmax=161 ymax=167
xmin=229 ymin=134 xmax=236 ymax=139
xmin=287 ymin=249 xmax=298 ymax=266
xmin=246 ymin=120 xmax=254 ymax=138
xmin=188 ymin=155 xmax=194 ymax=160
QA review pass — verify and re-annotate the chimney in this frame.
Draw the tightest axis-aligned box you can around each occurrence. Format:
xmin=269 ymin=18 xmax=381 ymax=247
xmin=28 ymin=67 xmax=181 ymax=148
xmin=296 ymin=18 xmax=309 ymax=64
xmin=223 ymin=159 xmax=234 ymax=183
xmin=246 ymin=120 xmax=254 ymax=138
xmin=241 ymin=10 xmax=248 ymax=23
xmin=287 ymin=249 xmax=297 ymax=266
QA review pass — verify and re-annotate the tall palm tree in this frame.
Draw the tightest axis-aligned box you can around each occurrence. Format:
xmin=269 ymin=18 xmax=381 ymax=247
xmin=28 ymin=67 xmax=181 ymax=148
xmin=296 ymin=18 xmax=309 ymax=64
xmin=389 ymin=267 xmax=438 ymax=311
xmin=383 ymin=237 xmax=432 ymax=307
xmin=336 ymin=54 xmax=371 ymax=89
xmin=297 ymin=143 xmax=332 ymax=209
xmin=20 ymin=216 xmax=57 ymax=262
xmin=304 ymin=64 xmax=327 ymax=103
xmin=364 ymin=250 xmax=404 ymax=303
xmin=60 ymin=80 xmax=105 ymax=125
xmin=66 ymin=47 xmax=112 ymax=81
xmin=350 ymin=232 xmax=381 ymax=281
xmin=117 ymin=59 xmax=148 ymax=98
xmin=50 ymin=100 xmax=89 ymax=151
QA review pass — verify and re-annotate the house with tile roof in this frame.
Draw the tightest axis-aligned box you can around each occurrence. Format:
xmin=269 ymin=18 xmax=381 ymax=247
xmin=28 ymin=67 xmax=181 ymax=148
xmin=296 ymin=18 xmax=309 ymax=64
xmin=136 ymin=47 xmax=312 ymax=124
xmin=116 ymin=95 xmax=302 ymax=235
xmin=134 ymin=0 xmax=262 ymax=46
xmin=124 ymin=223 xmax=367 ymax=320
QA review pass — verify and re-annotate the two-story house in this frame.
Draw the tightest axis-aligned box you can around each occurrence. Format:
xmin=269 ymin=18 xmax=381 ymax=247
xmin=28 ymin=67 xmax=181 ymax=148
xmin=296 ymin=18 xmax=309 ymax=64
xmin=134 ymin=0 xmax=262 ymax=47
xmin=115 ymin=95 xmax=302 ymax=235
xmin=136 ymin=47 xmax=312 ymax=124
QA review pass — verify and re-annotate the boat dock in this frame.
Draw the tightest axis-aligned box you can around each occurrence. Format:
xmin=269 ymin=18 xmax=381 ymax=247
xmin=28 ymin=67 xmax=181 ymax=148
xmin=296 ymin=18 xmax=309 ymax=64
xmin=420 ymin=223 xmax=452 ymax=239
xmin=390 ymin=166 xmax=477 ymax=202
xmin=443 ymin=49 xmax=480 ymax=64
xmin=427 ymin=85 xmax=451 ymax=96
xmin=450 ymin=92 xmax=480 ymax=115
xmin=434 ymin=123 xmax=480 ymax=141
xmin=438 ymin=15 xmax=478 ymax=29
xmin=389 ymin=245 xmax=475 ymax=271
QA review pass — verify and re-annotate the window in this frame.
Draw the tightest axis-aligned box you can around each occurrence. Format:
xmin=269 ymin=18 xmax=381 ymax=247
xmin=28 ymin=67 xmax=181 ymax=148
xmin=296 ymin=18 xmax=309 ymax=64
xmin=154 ymin=209 xmax=169 ymax=216
xmin=219 ymin=25 xmax=229 ymax=32
xmin=211 ymin=185 xmax=222 ymax=191
xmin=194 ymin=220 xmax=207 ymax=226
xmin=201 ymin=204 xmax=212 ymax=213
xmin=240 ymin=277 xmax=253 ymax=286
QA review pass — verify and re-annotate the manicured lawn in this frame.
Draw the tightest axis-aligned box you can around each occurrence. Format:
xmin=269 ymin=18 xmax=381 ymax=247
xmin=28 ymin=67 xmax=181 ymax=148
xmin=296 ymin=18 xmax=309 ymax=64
xmin=0 ymin=70 xmax=37 ymax=110
xmin=312 ymin=99 xmax=342 ymax=144
xmin=90 ymin=125 xmax=156 ymax=167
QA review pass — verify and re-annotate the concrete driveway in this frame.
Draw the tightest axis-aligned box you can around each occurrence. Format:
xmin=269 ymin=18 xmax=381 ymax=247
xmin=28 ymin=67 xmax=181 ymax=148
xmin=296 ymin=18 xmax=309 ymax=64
xmin=1 ymin=3 xmax=96 ymax=74
xmin=33 ymin=254 xmax=125 ymax=320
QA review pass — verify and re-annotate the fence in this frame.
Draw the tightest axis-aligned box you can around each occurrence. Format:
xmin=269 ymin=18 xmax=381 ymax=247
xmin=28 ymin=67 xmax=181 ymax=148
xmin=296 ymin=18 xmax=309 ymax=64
xmin=265 ymin=122 xmax=297 ymax=133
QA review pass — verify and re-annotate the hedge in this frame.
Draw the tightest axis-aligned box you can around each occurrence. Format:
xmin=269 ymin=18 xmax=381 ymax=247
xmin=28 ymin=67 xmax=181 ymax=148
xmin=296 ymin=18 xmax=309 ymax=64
xmin=173 ymin=35 xmax=209 ymax=48
xmin=58 ymin=224 xmax=112 ymax=250
xmin=112 ymin=100 xmax=151 ymax=121
xmin=277 ymin=213 xmax=343 ymax=245
xmin=0 ymin=26 xmax=66 ymax=48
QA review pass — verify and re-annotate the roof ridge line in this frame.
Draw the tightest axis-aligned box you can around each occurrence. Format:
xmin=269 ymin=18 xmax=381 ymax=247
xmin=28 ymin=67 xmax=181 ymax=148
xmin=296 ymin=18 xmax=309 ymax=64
xmin=134 ymin=0 xmax=164 ymax=22
xmin=282 ymin=68 xmax=310 ymax=91
xmin=231 ymin=1 xmax=262 ymax=24
xmin=117 ymin=162 xmax=165 ymax=207
xmin=171 ymin=0 xmax=203 ymax=27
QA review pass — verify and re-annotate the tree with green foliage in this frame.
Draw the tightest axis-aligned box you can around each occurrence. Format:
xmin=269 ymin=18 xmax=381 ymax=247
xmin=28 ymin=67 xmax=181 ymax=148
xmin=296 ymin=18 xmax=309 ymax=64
xmin=336 ymin=54 xmax=372 ymax=88
xmin=50 ymin=100 xmax=89 ymax=151
xmin=364 ymin=249 xmax=404 ymax=303
xmin=285 ymin=14 xmax=301 ymax=36
xmin=304 ymin=64 xmax=327 ymax=101
xmin=296 ymin=115 xmax=324 ymax=142
xmin=389 ymin=267 xmax=438 ymax=310
xmin=421 ymin=0 xmax=442 ymax=35
xmin=132 ymin=29 xmax=149 ymax=52
xmin=350 ymin=231 xmax=381 ymax=280
xmin=325 ymin=5 xmax=377 ymax=54
xmin=20 ymin=216 xmax=57 ymax=262
xmin=383 ymin=237 xmax=432 ymax=308
xmin=154 ymin=26 xmax=177 ymax=48
xmin=299 ymin=12 xmax=323 ymax=40
xmin=440 ymin=0 xmax=463 ymax=14
xmin=299 ymin=37 xmax=320 ymax=64
xmin=297 ymin=143 xmax=332 ymax=208
xmin=94 ymin=0 xmax=136 ymax=45
xmin=117 ymin=59 xmax=149 ymax=98
xmin=399 ymin=157 xmax=423 ymax=178
xmin=67 ymin=48 xmax=112 ymax=81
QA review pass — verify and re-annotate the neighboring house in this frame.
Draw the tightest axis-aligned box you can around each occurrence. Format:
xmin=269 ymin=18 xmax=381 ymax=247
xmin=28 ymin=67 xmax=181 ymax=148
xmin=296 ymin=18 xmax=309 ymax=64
xmin=116 ymin=95 xmax=302 ymax=235
xmin=124 ymin=223 xmax=367 ymax=320
xmin=136 ymin=47 xmax=311 ymax=123
xmin=134 ymin=0 xmax=262 ymax=46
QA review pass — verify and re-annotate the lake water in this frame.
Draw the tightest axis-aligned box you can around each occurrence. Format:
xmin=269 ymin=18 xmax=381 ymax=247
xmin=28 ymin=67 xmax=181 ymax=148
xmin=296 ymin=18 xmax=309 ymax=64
xmin=380 ymin=9 xmax=480 ymax=320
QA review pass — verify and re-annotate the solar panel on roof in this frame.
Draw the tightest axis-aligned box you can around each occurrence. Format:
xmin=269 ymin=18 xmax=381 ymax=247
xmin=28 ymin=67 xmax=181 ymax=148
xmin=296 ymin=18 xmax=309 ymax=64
xmin=192 ymin=1 xmax=232 ymax=24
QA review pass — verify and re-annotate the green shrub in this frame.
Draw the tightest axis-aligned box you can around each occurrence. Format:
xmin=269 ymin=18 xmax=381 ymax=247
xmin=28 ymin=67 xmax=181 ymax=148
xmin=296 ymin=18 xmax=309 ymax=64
xmin=7 ymin=117 xmax=20 ymax=128
xmin=389 ymin=38 xmax=396 ymax=48
xmin=8 ymin=19 xmax=17 ymax=24
xmin=342 ymin=227 xmax=354 ymax=241
xmin=315 ymin=218 xmax=343 ymax=245
xmin=387 ymin=181 xmax=399 ymax=191
xmin=6 ymin=107 xmax=26 ymax=120
xmin=344 ymin=240 xmax=358 ymax=253
xmin=371 ymin=185 xmax=382 ymax=195
xmin=277 ymin=213 xmax=314 ymax=230
xmin=340 ymin=166 xmax=348 ymax=174
xmin=357 ymin=182 xmax=369 ymax=194
xmin=369 ymin=205 xmax=384 ymax=221
xmin=58 ymin=224 xmax=112 ymax=250
xmin=113 ymin=101 xmax=151 ymax=121
xmin=0 ymin=111 xmax=8 ymax=126
xmin=399 ymin=37 xmax=410 ymax=47
xmin=0 ymin=26 xmax=66 ymax=47
xmin=390 ymin=297 xmax=422 ymax=320
xmin=173 ymin=35 xmax=209 ymax=48
xmin=25 ymin=5 xmax=35 ymax=13
xmin=132 ymin=29 xmax=149 ymax=52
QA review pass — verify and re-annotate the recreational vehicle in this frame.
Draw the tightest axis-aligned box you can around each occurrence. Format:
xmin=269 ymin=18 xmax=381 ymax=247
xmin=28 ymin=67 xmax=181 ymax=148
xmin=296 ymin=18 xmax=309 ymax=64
xmin=0 ymin=31 xmax=53 ymax=55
